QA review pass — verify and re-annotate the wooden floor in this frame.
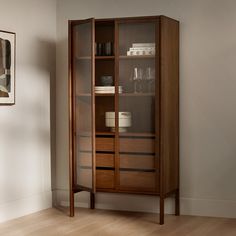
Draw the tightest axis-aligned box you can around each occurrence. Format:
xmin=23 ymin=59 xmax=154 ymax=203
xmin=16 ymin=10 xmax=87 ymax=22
xmin=0 ymin=208 xmax=235 ymax=236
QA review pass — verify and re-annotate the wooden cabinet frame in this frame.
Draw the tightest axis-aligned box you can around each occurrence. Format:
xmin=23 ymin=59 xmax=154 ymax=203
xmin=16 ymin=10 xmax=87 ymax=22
xmin=68 ymin=15 xmax=179 ymax=224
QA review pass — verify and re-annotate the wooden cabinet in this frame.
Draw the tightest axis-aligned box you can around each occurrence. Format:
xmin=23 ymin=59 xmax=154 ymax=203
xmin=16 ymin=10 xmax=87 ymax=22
xmin=69 ymin=15 xmax=179 ymax=224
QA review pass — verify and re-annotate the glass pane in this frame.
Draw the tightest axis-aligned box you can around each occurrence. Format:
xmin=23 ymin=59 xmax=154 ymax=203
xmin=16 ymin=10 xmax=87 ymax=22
xmin=118 ymin=21 xmax=157 ymax=191
xmin=73 ymin=21 xmax=93 ymax=189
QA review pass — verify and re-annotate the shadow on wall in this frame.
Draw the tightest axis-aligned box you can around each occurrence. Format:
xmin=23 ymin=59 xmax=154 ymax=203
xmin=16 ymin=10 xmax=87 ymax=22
xmin=35 ymin=38 xmax=56 ymax=200
xmin=0 ymin=37 xmax=56 ymax=216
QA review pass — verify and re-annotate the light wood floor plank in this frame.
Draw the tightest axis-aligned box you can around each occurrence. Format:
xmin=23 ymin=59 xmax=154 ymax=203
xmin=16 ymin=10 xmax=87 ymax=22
xmin=0 ymin=208 xmax=235 ymax=236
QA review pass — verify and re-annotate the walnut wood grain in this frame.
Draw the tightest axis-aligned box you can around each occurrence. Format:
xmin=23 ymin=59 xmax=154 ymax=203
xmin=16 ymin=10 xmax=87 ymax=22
xmin=96 ymin=170 xmax=115 ymax=189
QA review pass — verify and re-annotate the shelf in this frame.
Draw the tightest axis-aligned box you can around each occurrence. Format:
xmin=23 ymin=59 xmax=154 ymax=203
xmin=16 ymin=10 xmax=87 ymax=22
xmin=120 ymin=93 xmax=155 ymax=97
xmin=96 ymin=132 xmax=155 ymax=138
xmin=119 ymin=133 xmax=155 ymax=138
xmin=95 ymin=93 xmax=115 ymax=96
xmin=119 ymin=55 xmax=155 ymax=59
xmin=76 ymin=56 xmax=115 ymax=60
xmin=77 ymin=93 xmax=114 ymax=97
xmin=96 ymin=93 xmax=154 ymax=97
xmin=77 ymin=93 xmax=154 ymax=97
xmin=96 ymin=132 xmax=115 ymax=136
xmin=77 ymin=55 xmax=154 ymax=60
xmin=95 ymin=56 xmax=115 ymax=60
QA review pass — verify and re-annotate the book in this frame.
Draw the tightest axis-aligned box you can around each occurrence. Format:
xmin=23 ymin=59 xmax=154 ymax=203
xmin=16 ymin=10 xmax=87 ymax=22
xmin=132 ymin=43 xmax=155 ymax=48
xmin=127 ymin=50 xmax=155 ymax=56
xmin=130 ymin=47 xmax=155 ymax=51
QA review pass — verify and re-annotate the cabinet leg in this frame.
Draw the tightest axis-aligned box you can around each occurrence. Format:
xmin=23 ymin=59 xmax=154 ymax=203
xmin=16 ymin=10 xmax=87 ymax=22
xmin=90 ymin=192 xmax=95 ymax=209
xmin=160 ymin=196 xmax=164 ymax=225
xmin=175 ymin=189 xmax=180 ymax=216
xmin=70 ymin=190 xmax=74 ymax=217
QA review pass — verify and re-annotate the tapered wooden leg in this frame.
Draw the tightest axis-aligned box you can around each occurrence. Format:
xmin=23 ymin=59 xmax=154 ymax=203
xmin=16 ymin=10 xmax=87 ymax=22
xmin=90 ymin=192 xmax=95 ymax=209
xmin=175 ymin=189 xmax=180 ymax=216
xmin=70 ymin=190 xmax=74 ymax=217
xmin=160 ymin=196 xmax=164 ymax=225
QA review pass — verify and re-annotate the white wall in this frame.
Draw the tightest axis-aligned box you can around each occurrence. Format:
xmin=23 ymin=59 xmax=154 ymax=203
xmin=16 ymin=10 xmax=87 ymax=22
xmin=0 ymin=0 xmax=56 ymax=222
xmin=55 ymin=0 xmax=236 ymax=218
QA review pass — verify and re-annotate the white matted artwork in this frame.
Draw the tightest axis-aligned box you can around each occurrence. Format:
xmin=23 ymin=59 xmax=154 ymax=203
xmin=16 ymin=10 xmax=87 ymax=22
xmin=0 ymin=30 xmax=16 ymax=105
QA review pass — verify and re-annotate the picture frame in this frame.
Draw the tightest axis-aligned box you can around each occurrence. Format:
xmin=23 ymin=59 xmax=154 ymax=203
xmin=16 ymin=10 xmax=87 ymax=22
xmin=0 ymin=30 xmax=16 ymax=105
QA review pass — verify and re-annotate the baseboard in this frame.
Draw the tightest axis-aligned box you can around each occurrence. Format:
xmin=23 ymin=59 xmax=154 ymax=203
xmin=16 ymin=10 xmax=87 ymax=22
xmin=54 ymin=189 xmax=236 ymax=218
xmin=0 ymin=191 xmax=52 ymax=223
xmin=181 ymin=197 xmax=236 ymax=218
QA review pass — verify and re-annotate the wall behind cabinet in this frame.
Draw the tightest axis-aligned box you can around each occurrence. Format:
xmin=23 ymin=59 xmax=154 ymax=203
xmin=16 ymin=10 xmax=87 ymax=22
xmin=55 ymin=0 xmax=236 ymax=218
xmin=0 ymin=0 xmax=56 ymax=222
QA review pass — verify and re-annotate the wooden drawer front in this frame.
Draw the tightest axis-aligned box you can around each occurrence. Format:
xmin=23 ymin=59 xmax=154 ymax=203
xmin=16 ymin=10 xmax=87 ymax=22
xmin=96 ymin=153 xmax=114 ymax=168
xmin=78 ymin=152 xmax=92 ymax=167
xmin=96 ymin=170 xmax=114 ymax=189
xmin=119 ymin=171 xmax=156 ymax=190
xmin=120 ymin=154 xmax=155 ymax=170
xmin=96 ymin=137 xmax=114 ymax=152
xmin=78 ymin=136 xmax=92 ymax=152
xmin=77 ymin=168 xmax=92 ymax=188
xmin=120 ymin=138 xmax=155 ymax=154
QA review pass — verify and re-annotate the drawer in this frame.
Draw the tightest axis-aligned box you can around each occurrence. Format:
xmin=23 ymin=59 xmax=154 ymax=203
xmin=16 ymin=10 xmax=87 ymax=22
xmin=119 ymin=171 xmax=156 ymax=190
xmin=96 ymin=137 xmax=114 ymax=152
xmin=96 ymin=153 xmax=114 ymax=168
xmin=119 ymin=154 xmax=155 ymax=170
xmin=120 ymin=138 xmax=155 ymax=154
xmin=96 ymin=170 xmax=114 ymax=189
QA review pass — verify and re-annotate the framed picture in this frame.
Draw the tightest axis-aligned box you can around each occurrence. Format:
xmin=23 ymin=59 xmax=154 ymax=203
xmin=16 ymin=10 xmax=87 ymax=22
xmin=0 ymin=30 xmax=16 ymax=105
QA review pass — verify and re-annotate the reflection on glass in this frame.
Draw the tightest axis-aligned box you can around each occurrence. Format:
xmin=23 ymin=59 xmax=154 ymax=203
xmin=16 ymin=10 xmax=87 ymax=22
xmin=73 ymin=21 xmax=93 ymax=189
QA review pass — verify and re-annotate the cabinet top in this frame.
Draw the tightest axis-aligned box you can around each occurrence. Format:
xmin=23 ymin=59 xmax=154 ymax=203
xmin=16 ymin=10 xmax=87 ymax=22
xmin=69 ymin=15 xmax=179 ymax=24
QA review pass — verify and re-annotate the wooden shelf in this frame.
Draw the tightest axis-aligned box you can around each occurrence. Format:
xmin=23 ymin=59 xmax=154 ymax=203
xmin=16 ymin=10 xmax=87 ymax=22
xmin=120 ymin=93 xmax=155 ymax=97
xmin=119 ymin=132 xmax=155 ymax=138
xmin=78 ymin=93 xmax=154 ymax=97
xmin=76 ymin=56 xmax=115 ymax=60
xmin=95 ymin=56 xmax=115 ymax=60
xmin=119 ymin=55 xmax=155 ymax=59
xmin=96 ymin=132 xmax=115 ymax=136
xmin=77 ymin=55 xmax=154 ymax=60
xmin=95 ymin=93 xmax=115 ymax=96
xmin=96 ymin=132 xmax=155 ymax=138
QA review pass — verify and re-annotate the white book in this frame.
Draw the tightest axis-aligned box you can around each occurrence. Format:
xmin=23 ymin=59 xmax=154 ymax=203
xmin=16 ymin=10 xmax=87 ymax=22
xmin=127 ymin=50 xmax=155 ymax=56
xmin=132 ymin=43 xmax=155 ymax=48
xmin=130 ymin=47 xmax=155 ymax=51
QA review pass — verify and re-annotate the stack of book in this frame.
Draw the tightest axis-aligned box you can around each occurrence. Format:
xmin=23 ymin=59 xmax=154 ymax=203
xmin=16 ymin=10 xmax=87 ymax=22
xmin=95 ymin=86 xmax=123 ymax=94
xmin=127 ymin=43 xmax=155 ymax=56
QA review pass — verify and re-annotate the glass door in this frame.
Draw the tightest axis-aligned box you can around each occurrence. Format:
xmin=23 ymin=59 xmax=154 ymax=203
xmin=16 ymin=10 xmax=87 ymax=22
xmin=117 ymin=19 xmax=158 ymax=192
xmin=71 ymin=19 xmax=95 ymax=191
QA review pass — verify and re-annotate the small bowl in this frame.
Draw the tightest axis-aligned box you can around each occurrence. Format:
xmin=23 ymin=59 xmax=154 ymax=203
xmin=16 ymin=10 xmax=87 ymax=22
xmin=100 ymin=76 xmax=113 ymax=86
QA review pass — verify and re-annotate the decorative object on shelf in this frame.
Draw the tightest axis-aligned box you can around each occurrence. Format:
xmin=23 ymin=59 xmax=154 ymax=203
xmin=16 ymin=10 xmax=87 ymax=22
xmin=100 ymin=75 xmax=113 ymax=86
xmin=144 ymin=67 xmax=155 ymax=93
xmin=0 ymin=30 xmax=16 ymax=105
xmin=96 ymin=42 xmax=113 ymax=56
xmin=105 ymin=112 xmax=132 ymax=132
xmin=130 ymin=67 xmax=155 ymax=93
xmin=104 ymin=42 xmax=113 ymax=56
xmin=130 ymin=67 xmax=143 ymax=93
xmin=95 ymin=86 xmax=123 ymax=94
xmin=127 ymin=43 xmax=155 ymax=56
